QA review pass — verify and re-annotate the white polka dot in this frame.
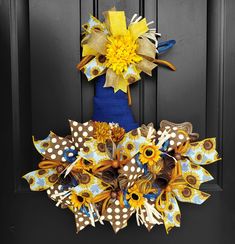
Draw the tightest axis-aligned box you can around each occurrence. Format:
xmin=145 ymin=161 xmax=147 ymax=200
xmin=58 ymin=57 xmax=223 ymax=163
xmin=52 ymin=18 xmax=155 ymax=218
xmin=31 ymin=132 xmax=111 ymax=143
xmin=170 ymin=140 xmax=175 ymax=146
xmin=115 ymin=221 xmax=120 ymax=226
xmin=80 ymin=226 xmax=84 ymax=230
xmin=55 ymin=144 xmax=60 ymax=149
xmin=70 ymin=145 xmax=75 ymax=150
xmin=131 ymin=158 xmax=136 ymax=164
xmin=178 ymin=134 xmax=184 ymax=140
xmin=51 ymin=138 xmax=57 ymax=143
xmin=107 ymin=208 xmax=112 ymax=213
xmin=84 ymin=220 xmax=89 ymax=225
xmin=157 ymin=130 xmax=162 ymax=135
xmin=137 ymin=167 xmax=141 ymax=173
xmin=115 ymin=200 xmax=120 ymax=206
xmin=83 ymin=131 xmax=88 ymax=137
xmin=165 ymin=126 xmax=170 ymax=129
xmin=78 ymin=137 xmax=83 ymax=142
xmin=123 ymin=214 xmax=128 ymax=218
xmin=115 ymin=208 xmax=120 ymax=213
xmin=71 ymin=127 xmax=74 ymax=132
xmin=62 ymin=141 xmax=67 ymax=145
xmin=177 ymin=142 xmax=181 ymax=146
xmin=75 ymin=142 xmax=79 ymax=147
xmin=62 ymin=157 xmax=66 ymax=162
xmin=47 ymin=148 xmax=53 ymax=153
xmin=58 ymin=150 xmax=63 ymax=155
xmin=88 ymin=126 xmax=93 ymax=131
xmin=74 ymin=132 xmax=78 ymax=137
xmin=171 ymin=132 xmax=176 ymax=138
xmin=78 ymin=217 xmax=84 ymax=222
xmin=173 ymin=126 xmax=178 ymax=131
xmin=51 ymin=154 xmax=56 ymax=159
xmin=115 ymin=215 xmax=120 ymax=219
xmin=47 ymin=190 xmax=51 ymax=195
xmin=64 ymin=146 xmax=69 ymax=150
xmin=122 ymin=208 xmax=128 ymax=213
xmin=133 ymin=175 xmax=137 ymax=179
xmin=168 ymin=147 xmax=172 ymax=151
xmin=142 ymin=169 xmax=145 ymax=173
xmin=107 ymin=215 xmax=112 ymax=220
xmin=83 ymin=122 xmax=88 ymax=126
xmin=123 ymin=165 xmax=129 ymax=171
xmin=115 ymin=228 xmax=120 ymax=232
xmin=78 ymin=126 xmax=83 ymax=131
xmin=131 ymin=166 xmax=135 ymax=172
xmin=73 ymin=121 xmax=78 ymax=126
xmin=129 ymin=175 xmax=133 ymax=180
xmin=76 ymin=223 xmax=79 ymax=227
xmin=68 ymin=152 xmax=74 ymax=157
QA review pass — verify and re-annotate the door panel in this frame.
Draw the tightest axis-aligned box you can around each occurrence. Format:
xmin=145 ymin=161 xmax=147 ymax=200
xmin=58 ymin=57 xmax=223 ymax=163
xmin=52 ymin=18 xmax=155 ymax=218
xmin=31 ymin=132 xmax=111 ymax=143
xmin=3 ymin=0 xmax=235 ymax=243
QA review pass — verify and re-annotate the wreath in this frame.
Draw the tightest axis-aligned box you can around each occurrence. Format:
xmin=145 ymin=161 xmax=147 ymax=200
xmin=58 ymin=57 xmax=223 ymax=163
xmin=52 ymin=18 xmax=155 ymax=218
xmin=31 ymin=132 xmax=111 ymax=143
xmin=23 ymin=9 xmax=220 ymax=234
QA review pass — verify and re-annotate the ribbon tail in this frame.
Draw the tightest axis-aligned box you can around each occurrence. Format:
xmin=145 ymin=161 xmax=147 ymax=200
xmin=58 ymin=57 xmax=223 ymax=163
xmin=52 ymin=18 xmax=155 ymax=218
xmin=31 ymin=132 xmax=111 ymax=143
xmin=153 ymin=59 xmax=176 ymax=71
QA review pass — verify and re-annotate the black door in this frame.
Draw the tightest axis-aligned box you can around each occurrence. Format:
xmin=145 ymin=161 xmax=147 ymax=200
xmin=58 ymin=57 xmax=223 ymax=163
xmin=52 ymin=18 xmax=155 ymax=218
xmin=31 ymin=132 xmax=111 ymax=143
xmin=3 ymin=0 xmax=235 ymax=243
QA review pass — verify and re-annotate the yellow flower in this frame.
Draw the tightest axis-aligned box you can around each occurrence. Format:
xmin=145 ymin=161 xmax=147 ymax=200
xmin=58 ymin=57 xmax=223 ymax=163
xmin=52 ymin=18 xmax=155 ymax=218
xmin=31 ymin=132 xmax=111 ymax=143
xmin=126 ymin=184 xmax=145 ymax=209
xmin=105 ymin=31 xmax=142 ymax=75
xmin=111 ymin=126 xmax=125 ymax=143
xmin=139 ymin=144 xmax=161 ymax=166
xmin=70 ymin=190 xmax=92 ymax=210
xmin=93 ymin=121 xmax=111 ymax=142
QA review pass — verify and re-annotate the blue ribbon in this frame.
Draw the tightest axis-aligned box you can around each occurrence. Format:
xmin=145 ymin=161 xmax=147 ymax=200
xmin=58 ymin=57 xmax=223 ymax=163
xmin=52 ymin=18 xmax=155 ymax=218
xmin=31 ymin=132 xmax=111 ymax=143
xmin=63 ymin=148 xmax=78 ymax=163
xmin=158 ymin=40 xmax=176 ymax=53
xmin=123 ymin=190 xmax=131 ymax=208
xmin=161 ymin=139 xmax=170 ymax=152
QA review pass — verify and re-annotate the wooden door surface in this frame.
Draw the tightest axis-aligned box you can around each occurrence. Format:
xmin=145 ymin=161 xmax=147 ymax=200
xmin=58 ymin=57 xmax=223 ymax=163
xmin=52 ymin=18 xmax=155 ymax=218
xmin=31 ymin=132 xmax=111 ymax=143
xmin=2 ymin=0 xmax=235 ymax=243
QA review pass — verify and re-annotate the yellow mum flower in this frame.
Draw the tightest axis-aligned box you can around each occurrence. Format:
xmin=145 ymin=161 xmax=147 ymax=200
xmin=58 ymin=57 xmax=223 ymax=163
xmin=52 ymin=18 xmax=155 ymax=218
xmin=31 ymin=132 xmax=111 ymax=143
xmin=93 ymin=121 xmax=111 ymax=142
xmin=105 ymin=31 xmax=142 ymax=75
xmin=139 ymin=144 xmax=161 ymax=166
xmin=126 ymin=184 xmax=145 ymax=209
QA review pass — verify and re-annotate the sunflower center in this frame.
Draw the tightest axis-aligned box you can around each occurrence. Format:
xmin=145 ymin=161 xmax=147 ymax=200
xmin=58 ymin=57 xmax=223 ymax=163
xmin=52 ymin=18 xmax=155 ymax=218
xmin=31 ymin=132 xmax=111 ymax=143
xmin=131 ymin=193 xmax=139 ymax=200
xmin=76 ymin=195 xmax=84 ymax=203
xmin=145 ymin=149 xmax=154 ymax=157
xmin=105 ymin=32 xmax=142 ymax=75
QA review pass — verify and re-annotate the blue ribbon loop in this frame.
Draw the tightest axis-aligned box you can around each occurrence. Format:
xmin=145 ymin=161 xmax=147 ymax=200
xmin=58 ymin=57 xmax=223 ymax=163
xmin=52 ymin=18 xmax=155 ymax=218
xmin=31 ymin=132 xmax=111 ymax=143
xmin=158 ymin=40 xmax=176 ymax=53
xmin=63 ymin=148 xmax=78 ymax=163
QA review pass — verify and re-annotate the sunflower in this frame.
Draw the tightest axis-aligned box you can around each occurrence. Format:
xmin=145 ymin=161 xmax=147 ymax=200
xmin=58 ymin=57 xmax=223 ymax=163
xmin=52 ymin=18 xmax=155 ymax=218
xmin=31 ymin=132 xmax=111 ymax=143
xmin=72 ymin=158 xmax=93 ymax=171
xmin=70 ymin=190 xmax=92 ymax=210
xmin=93 ymin=121 xmax=111 ymax=143
xmin=126 ymin=184 xmax=145 ymax=209
xmin=139 ymin=144 xmax=161 ymax=166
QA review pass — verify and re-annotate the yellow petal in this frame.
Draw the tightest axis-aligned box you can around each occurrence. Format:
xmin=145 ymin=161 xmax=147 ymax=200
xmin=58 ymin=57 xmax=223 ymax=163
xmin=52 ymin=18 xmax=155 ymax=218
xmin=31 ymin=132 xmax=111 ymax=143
xmin=129 ymin=18 xmax=148 ymax=40
xmin=82 ymin=44 xmax=98 ymax=57
xmin=105 ymin=11 xmax=127 ymax=36
xmin=114 ymin=76 xmax=128 ymax=93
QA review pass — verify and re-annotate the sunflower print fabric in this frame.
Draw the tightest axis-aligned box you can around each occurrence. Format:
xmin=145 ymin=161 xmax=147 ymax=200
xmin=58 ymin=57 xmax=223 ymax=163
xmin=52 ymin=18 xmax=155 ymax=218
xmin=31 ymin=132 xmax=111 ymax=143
xmin=23 ymin=119 xmax=220 ymax=234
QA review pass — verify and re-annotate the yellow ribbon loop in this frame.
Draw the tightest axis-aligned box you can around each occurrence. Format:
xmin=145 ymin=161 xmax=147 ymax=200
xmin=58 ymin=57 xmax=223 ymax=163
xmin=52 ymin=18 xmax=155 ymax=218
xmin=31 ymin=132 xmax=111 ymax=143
xmin=38 ymin=161 xmax=62 ymax=169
